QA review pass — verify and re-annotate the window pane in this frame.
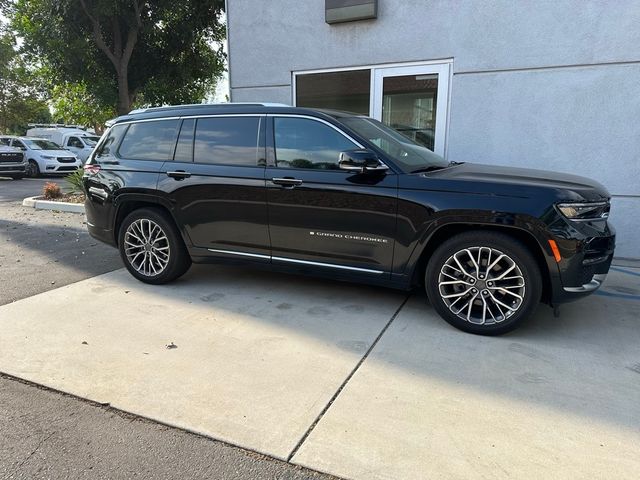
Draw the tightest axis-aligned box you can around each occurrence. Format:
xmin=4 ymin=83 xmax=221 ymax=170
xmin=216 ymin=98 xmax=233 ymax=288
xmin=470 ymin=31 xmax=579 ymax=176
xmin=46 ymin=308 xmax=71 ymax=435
xmin=296 ymin=70 xmax=370 ymax=115
xmin=118 ymin=120 xmax=179 ymax=161
xmin=194 ymin=117 xmax=260 ymax=166
xmin=274 ymin=117 xmax=357 ymax=170
xmin=96 ymin=124 xmax=127 ymax=159
xmin=174 ymin=118 xmax=195 ymax=162
xmin=382 ymin=74 xmax=438 ymax=151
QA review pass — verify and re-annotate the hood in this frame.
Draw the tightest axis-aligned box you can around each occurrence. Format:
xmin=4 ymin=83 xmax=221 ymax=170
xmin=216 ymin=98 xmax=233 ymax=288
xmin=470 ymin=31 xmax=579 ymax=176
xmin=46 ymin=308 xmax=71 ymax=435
xmin=38 ymin=149 xmax=77 ymax=157
xmin=411 ymin=162 xmax=610 ymax=202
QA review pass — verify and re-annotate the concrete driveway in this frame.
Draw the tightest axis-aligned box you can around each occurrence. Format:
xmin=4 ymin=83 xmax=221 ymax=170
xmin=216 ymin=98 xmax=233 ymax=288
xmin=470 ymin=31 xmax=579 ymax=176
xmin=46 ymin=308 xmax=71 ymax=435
xmin=0 ymin=263 xmax=638 ymax=479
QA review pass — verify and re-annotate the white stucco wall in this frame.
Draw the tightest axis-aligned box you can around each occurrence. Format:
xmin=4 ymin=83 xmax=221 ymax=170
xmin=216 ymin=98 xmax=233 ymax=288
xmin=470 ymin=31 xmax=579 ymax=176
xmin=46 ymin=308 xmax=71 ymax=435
xmin=228 ymin=0 xmax=640 ymax=259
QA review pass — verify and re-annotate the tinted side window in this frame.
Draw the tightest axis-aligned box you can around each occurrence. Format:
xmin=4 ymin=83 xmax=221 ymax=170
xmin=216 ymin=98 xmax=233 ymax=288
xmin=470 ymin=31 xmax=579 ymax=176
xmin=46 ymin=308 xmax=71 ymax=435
xmin=95 ymin=124 xmax=128 ymax=159
xmin=0 ymin=138 xmax=10 ymax=146
xmin=174 ymin=118 xmax=195 ymax=162
xmin=118 ymin=120 xmax=179 ymax=161
xmin=274 ymin=117 xmax=357 ymax=170
xmin=194 ymin=116 xmax=260 ymax=166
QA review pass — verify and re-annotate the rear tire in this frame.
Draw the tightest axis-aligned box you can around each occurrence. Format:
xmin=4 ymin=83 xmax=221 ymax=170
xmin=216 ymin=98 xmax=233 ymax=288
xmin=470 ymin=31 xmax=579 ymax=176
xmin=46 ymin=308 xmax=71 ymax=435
xmin=118 ymin=208 xmax=192 ymax=284
xmin=26 ymin=160 xmax=40 ymax=178
xmin=425 ymin=231 xmax=542 ymax=335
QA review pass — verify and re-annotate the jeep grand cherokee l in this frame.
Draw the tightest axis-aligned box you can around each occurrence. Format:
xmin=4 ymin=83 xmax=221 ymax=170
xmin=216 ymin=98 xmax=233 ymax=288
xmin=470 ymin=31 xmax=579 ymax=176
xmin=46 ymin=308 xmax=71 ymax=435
xmin=83 ymin=104 xmax=615 ymax=335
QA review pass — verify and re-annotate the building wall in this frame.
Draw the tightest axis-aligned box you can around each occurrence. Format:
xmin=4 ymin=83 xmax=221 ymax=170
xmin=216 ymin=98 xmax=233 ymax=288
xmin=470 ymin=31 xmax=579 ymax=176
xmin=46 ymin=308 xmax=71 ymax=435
xmin=228 ymin=0 xmax=640 ymax=258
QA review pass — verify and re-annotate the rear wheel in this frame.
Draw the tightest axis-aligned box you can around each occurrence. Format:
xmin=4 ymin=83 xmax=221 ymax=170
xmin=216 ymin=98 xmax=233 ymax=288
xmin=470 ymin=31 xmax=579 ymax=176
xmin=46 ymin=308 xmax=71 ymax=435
xmin=118 ymin=208 xmax=191 ymax=284
xmin=26 ymin=160 xmax=40 ymax=178
xmin=425 ymin=231 xmax=542 ymax=335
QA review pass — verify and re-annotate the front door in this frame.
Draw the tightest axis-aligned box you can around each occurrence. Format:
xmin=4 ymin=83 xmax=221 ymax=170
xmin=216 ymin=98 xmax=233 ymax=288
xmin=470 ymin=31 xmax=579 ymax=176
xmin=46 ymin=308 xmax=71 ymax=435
xmin=266 ymin=115 xmax=397 ymax=276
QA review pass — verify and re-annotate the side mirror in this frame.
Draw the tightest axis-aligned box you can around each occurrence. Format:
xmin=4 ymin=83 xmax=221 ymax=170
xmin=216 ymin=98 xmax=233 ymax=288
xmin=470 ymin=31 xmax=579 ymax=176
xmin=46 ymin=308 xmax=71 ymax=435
xmin=339 ymin=149 xmax=388 ymax=174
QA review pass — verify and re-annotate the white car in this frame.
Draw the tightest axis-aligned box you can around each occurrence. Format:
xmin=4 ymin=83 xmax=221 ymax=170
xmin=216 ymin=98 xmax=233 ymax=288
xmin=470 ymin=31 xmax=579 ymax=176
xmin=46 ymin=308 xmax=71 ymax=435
xmin=0 ymin=136 xmax=82 ymax=177
xmin=26 ymin=127 xmax=100 ymax=162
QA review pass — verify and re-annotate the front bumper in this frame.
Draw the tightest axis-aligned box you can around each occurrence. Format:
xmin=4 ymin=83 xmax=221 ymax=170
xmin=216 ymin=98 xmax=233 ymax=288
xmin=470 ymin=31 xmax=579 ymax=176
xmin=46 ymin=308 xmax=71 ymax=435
xmin=0 ymin=163 xmax=27 ymax=174
xmin=563 ymin=273 xmax=607 ymax=293
xmin=549 ymin=218 xmax=615 ymax=304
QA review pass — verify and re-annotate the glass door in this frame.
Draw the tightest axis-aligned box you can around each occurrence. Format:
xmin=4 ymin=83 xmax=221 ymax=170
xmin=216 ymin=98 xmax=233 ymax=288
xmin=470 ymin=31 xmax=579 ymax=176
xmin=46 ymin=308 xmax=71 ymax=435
xmin=371 ymin=63 xmax=450 ymax=156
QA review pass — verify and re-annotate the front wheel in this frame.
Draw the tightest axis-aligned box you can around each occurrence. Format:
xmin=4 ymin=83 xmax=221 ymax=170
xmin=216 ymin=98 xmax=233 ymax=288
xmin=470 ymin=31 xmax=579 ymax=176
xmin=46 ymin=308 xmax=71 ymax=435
xmin=118 ymin=208 xmax=192 ymax=284
xmin=26 ymin=160 xmax=40 ymax=178
xmin=425 ymin=231 xmax=542 ymax=335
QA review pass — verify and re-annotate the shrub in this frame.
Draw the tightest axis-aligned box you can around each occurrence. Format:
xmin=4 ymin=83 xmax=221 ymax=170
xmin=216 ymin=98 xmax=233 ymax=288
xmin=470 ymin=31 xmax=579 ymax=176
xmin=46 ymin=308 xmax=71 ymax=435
xmin=65 ymin=168 xmax=84 ymax=194
xmin=42 ymin=182 xmax=62 ymax=200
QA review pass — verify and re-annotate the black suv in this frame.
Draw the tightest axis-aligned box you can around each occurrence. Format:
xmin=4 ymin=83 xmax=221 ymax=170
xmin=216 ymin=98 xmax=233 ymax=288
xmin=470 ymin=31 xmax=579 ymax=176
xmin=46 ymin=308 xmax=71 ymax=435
xmin=83 ymin=104 xmax=615 ymax=335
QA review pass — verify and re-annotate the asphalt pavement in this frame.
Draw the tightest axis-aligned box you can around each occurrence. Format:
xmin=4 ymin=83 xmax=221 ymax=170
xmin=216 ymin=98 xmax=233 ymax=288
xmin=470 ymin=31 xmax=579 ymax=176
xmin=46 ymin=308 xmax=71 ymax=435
xmin=0 ymin=177 xmax=52 ymax=202
xmin=0 ymin=178 xmax=336 ymax=480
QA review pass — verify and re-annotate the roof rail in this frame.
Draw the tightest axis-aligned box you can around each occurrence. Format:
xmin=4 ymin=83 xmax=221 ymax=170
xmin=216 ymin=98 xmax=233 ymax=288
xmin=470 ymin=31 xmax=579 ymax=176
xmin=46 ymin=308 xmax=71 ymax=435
xmin=27 ymin=123 xmax=87 ymax=130
xmin=127 ymin=102 xmax=290 ymax=115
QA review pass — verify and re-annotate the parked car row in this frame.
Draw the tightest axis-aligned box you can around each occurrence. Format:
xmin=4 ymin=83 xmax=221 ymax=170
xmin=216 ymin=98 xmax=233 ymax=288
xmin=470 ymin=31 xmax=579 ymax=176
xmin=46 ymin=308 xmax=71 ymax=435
xmin=0 ymin=126 xmax=101 ymax=180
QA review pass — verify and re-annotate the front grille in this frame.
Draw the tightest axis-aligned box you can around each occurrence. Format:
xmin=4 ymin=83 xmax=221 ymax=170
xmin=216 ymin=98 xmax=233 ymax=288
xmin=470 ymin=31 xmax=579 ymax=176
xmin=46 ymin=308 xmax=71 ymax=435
xmin=57 ymin=166 xmax=78 ymax=172
xmin=0 ymin=165 xmax=25 ymax=172
xmin=57 ymin=157 xmax=76 ymax=164
xmin=0 ymin=152 xmax=23 ymax=163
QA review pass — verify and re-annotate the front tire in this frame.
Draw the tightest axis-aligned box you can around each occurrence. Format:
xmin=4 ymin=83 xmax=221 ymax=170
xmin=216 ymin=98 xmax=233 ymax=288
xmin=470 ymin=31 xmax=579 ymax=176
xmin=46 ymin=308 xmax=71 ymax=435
xmin=26 ymin=160 xmax=40 ymax=178
xmin=118 ymin=208 xmax=191 ymax=284
xmin=425 ymin=231 xmax=542 ymax=335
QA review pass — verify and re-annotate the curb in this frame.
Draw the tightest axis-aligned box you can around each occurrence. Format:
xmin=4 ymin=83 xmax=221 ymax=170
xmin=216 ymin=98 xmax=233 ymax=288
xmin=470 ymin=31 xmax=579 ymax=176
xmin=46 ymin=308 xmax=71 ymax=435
xmin=22 ymin=196 xmax=85 ymax=214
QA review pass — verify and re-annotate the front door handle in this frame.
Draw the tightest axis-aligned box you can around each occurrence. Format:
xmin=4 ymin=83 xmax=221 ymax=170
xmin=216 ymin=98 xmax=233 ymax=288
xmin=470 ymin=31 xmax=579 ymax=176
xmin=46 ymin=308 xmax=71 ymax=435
xmin=167 ymin=170 xmax=191 ymax=180
xmin=272 ymin=177 xmax=303 ymax=188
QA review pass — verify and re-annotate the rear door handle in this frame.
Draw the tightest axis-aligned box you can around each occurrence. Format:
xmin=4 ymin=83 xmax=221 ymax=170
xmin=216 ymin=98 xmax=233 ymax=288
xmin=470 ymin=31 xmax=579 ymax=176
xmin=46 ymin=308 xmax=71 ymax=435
xmin=271 ymin=177 xmax=303 ymax=187
xmin=167 ymin=170 xmax=191 ymax=180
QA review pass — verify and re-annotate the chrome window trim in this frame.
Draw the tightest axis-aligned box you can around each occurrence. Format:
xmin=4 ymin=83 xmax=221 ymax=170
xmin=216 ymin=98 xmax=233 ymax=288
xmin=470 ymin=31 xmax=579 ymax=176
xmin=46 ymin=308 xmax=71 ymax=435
xmin=207 ymin=248 xmax=384 ymax=274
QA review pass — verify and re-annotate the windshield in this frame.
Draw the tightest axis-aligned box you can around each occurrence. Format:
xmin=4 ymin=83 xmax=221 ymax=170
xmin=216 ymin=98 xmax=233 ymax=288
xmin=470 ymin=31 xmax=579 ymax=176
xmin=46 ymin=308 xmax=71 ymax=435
xmin=23 ymin=139 xmax=62 ymax=150
xmin=339 ymin=117 xmax=449 ymax=173
xmin=82 ymin=136 xmax=100 ymax=146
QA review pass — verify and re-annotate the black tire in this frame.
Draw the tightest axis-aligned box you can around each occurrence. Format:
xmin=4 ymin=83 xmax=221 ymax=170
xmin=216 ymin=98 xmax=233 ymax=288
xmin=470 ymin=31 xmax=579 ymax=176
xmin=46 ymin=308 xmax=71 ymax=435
xmin=118 ymin=208 xmax=191 ymax=284
xmin=425 ymin=231 xmax=542 ymax=335
xmin=26 ymin=160 xmax=40 ymax=178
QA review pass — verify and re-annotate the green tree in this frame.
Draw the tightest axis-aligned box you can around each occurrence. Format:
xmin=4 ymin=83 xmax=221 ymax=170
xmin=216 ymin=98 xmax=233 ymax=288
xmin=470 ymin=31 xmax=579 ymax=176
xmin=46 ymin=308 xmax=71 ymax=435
xmin=12 ymin=0 xmax=226 ymax=115
xmin=51 ymin=81 xmax=115 ymax=133
xmin=0 ymin=25 xmax=51 ymax=134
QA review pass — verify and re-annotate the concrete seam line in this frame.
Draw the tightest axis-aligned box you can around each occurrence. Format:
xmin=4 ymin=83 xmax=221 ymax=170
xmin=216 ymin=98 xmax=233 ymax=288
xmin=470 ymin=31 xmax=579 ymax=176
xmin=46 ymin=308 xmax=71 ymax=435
xmin=0 ymin=372 xmax=340 ymax=478
xmin=286 ymin=293 xmax=412 ymax=462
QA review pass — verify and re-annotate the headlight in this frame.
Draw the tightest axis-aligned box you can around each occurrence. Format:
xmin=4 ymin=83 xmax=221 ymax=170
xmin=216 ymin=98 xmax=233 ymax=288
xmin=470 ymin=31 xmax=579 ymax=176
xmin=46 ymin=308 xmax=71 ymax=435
xmin=557 ymin=202 xmax=610 ymax=221
xmin=41 ymin=155 xmax=55 ymax=160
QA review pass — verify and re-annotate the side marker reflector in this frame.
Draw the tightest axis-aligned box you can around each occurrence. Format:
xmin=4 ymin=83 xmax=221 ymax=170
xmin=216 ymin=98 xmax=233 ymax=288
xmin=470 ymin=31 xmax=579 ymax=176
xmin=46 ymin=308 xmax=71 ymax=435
xmin=548 ymin=240 xmax=562 ymax=263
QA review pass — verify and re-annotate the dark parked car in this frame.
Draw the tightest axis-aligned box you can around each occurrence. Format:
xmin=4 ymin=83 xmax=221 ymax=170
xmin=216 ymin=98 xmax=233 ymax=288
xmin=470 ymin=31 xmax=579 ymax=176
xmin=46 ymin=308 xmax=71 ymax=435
xmin=83 ymin=104 xmax=615 ymax=335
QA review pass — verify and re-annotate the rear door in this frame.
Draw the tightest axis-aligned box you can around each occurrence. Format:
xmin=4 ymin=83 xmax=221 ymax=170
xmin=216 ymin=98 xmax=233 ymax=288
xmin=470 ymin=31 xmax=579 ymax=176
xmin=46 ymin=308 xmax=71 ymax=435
xmin=265 ymin=115 xmax=398 ymax=276
xmin=156 ymin=115 xmax=271 ymax=260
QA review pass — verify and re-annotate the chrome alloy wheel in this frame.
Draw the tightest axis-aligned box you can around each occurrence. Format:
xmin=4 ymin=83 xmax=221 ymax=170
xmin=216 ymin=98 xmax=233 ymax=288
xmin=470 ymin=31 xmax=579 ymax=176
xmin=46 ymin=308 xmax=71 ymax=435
xmin=437 ymin=247 xmax=526 ymax=325
xmin=123 ymin=219 xmax=171 ymax=276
